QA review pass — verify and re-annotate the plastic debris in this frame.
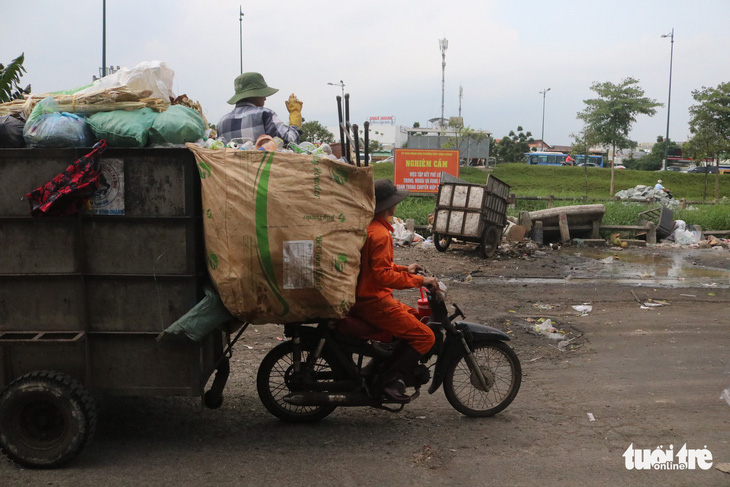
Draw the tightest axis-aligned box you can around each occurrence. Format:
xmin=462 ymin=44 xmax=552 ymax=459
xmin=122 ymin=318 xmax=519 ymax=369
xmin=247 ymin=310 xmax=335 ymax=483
xmin=587 ymin=412 xmax=595 ymax=422
xmin=721 ymin=388 xmax=730 ymax=407
xmin=572 ymin=304 xmax=593 ymax=316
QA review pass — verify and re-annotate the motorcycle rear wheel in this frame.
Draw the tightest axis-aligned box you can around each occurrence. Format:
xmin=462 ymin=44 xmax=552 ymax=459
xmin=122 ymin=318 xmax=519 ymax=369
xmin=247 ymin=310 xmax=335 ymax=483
xmin=256 ymin=341 xmax=339 ymax=423
xmin=443 ymin=341 xmax=521 ymax=417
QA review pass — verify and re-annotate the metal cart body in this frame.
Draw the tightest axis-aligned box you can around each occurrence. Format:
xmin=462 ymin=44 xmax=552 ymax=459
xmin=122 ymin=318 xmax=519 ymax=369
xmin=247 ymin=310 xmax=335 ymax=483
xmin=0 ymin=147 xmax=227 ymax=468
xmin=432 ymin=173 xmax=510 ymax=258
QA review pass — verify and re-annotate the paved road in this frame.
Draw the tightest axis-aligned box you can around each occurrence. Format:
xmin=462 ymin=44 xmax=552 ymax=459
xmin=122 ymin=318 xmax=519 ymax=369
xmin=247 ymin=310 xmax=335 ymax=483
xmin=2 ymin=258 xmax=729 ymax=486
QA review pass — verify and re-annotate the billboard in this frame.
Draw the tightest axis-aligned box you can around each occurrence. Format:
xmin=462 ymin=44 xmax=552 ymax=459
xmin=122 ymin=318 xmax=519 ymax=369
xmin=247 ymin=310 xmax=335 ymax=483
xmin=367 ymin=116 xmax=395 ymax=125
xmin=393 ymin=149 xmax=460 ymax=193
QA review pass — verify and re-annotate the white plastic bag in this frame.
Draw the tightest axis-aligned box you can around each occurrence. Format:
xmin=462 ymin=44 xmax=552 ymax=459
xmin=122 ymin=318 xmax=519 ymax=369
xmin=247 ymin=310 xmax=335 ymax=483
xmin=674 ymin=229 xmax=701 ymax=245
xmin=75 ymin=60 xmax=175 ymax=101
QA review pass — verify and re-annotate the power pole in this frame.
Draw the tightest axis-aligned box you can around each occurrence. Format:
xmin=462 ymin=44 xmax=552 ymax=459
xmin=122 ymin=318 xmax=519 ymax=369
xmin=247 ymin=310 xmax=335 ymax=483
xmin=239 ymin=6 xmax=244 ymax=74
xmin=458 ymin=85 xmax=463 ymax=118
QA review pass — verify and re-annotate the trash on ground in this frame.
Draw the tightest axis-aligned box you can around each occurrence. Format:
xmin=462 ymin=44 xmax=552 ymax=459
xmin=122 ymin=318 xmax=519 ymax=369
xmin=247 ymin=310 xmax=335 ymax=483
xmin=721 ymin=388 xmax=730 ymax=407
xmin=572 ymin=304 xmax=592 ymax=315
xmin=642 ymin=299 xmax=669 ymax=308
xmin=533 ymin=318 xmax=565 ymax=340
xmin=533 ymin=303 xmax=559 ymax=310
xmin=587 ymin=412 xmax=596 ymax=422
xmin=717 ymin=463 xmax=730 ymax=474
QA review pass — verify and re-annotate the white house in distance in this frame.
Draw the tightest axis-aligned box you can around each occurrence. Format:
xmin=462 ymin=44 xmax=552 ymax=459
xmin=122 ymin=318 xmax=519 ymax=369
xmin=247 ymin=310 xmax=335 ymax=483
xmin=327 ymin=116 xmax=406 ymax=153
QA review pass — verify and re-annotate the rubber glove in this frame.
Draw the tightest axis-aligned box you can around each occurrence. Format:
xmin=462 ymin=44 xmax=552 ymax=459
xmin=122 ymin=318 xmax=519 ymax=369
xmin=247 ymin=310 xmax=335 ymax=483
xmin=285 ymin=93 xmax=303 ymax=127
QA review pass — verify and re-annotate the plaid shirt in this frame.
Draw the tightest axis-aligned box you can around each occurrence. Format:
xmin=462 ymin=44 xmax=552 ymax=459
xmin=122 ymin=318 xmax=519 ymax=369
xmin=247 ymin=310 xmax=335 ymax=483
xmin=217 ymin=102 xmax=301 ymax=145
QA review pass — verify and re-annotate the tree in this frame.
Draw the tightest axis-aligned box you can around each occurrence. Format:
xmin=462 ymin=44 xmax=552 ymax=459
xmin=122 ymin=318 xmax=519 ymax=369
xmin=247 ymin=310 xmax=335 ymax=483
xmin=577 ymin=77 xmax=661 ymax=194
xmin=624 ymin=137 xmax=678 ymax=171
xmin=494 ymin=126 xmax=534 ymax=163
xmin=442 ymin=121 xmax=488 ymax=161
xmin=412 ymin=121 xmax=427 ymax=136
xmin=683 ymin=82 xmax=730 ymax=200
xmin=0 ymin=53 xmax=31 ymax=103
xmin=570 ymin=126 xmax=599 ymax=194
xmin=300 ymin=120 xmax=335 ymax=144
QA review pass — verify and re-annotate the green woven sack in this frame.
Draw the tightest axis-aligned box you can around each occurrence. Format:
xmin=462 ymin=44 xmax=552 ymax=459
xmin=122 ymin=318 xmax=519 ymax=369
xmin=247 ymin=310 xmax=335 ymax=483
xmin=87 ymin=107 xmax=158 ymax=147
xmin=149 ymin=105 xmax=205 ymax=145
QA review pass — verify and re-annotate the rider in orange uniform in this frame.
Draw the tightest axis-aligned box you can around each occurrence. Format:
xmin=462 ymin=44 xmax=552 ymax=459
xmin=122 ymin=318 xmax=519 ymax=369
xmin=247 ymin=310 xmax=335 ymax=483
xmin=349 ymin=179 xmax=438 ymax=403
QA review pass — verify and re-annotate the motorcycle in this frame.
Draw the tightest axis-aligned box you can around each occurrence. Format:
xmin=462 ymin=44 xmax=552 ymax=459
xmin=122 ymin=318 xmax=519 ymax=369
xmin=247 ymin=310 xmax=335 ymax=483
xmin=255 ymin=283 xmax=521 ymax=422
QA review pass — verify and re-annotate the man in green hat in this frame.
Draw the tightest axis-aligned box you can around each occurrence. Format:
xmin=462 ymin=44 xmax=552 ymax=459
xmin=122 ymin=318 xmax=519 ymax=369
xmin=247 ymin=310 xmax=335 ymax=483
xmin=217 ymin=72 xmax=302 ymax=145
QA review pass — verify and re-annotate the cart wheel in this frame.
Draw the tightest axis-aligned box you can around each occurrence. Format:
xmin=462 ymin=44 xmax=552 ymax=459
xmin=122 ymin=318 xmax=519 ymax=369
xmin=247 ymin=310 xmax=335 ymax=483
xmin=0 ymin=370 xmax=96 ymax=469
xmin=480 ymin=226 xmax=501 ymax=258
xmin=433 ymin=233 xmax=452 ymax=252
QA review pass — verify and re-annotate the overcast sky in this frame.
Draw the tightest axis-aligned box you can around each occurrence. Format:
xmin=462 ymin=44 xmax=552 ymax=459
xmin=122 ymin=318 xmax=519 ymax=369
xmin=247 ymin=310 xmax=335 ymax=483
xmin=3 ymin=0 xmax=729 ymax=147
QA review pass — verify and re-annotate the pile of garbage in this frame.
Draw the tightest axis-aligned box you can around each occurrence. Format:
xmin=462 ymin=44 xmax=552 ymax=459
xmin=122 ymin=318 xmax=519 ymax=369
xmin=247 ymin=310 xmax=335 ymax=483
xmin=0 ymin=61 xmax=207 ymax=149
xmin=614 ymin=185 xmax=679 ymax=208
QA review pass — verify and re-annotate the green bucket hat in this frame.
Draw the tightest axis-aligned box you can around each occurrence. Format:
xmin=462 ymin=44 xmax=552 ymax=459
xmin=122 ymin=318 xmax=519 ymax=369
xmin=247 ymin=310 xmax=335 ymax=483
xmin=227 ymin=72 xmax=279 ymax=104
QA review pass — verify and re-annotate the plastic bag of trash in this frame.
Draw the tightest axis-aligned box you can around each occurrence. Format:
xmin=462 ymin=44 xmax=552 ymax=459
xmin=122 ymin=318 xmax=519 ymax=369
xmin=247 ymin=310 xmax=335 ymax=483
xmin=0 ymin=115 xmax=25 ymax=147
xmin=23 ymin=97 xmax=95 ymax=148
xmin=674 ymin=229 xmax=701 ymax=245
xmin=74 ymin=60 xmax=175 ymax=101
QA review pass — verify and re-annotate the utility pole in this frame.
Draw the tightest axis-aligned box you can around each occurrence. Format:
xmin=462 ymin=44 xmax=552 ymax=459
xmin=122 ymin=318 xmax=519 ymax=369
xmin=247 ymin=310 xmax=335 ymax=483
xmin=661 ymin=28 xmax=675 ymax=171
xmin=539 ymin=88 xmax=551 ymax=151
xmin=439 ymin=38 xmax=448 ymax=134
xmin=102 ymin=0 xmax=107 ymax=77
xmin=239 ymin=6 xmax=244 ymax=74
xmin=458 ymin=85 xmax=463 ymax=118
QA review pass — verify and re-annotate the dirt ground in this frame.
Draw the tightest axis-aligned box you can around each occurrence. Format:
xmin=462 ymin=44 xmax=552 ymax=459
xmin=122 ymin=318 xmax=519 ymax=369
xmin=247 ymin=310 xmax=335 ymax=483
xmin=3 ymin=241 xmax=730 ymax=486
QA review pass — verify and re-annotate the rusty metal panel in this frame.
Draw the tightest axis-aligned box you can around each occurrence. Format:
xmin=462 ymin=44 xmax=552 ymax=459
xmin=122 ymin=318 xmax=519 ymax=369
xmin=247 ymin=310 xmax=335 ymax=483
xmin=82 ymin=220 xmax=193 ymax=275
xmin=0 ymin=277 xmax=84 ymax=331
xmin=0 ymin=220 xmax=78 ymax=274
xmin=0 ymin=147 xmax=214 ymax=396
xmin=86 ymin=277 xmax=199 ymax=333
xmin=88 ymin=333 xmax=208 ymax=396
xmin=0 ymin=342 xmax=86 ymax=390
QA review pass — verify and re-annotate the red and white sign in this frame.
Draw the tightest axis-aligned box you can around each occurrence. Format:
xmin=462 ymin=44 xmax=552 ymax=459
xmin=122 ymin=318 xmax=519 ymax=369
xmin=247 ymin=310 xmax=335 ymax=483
xmin=367 ymin=116 xmax=395 ymax=125
xmin=393 ymin=149 xmax=459 ymax=193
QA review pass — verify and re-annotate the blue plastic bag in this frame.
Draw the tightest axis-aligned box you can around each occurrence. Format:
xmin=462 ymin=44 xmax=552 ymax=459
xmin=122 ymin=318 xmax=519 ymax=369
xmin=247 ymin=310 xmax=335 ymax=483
xmin=23 ymin=97 xmax=95 ymax=148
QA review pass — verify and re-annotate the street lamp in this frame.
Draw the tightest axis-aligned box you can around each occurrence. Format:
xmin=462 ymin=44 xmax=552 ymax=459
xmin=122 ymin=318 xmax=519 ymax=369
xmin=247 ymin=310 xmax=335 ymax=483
xmin=327 ymin=80 xmax=345 ymax=98
xmin=661 ymin=28 xmax=675 ymax=171
xmin=539 ymin=88 xmax=551 ymax=151
xmin=439 ymin=38 xmax=448 ymax=132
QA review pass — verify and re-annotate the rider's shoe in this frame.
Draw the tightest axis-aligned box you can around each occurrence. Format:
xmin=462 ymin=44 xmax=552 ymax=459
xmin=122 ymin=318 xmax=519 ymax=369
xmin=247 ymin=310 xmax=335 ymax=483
xmin=381 ymin=377 xmax=411 ymax=403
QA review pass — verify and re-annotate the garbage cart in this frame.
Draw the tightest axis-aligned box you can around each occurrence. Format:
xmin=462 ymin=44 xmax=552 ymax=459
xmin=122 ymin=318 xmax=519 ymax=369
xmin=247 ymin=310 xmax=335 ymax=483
xmin=0 ymin=147 xmax=231 ymax=468
xmin=431 ymin=173 xmax=510 ymax=258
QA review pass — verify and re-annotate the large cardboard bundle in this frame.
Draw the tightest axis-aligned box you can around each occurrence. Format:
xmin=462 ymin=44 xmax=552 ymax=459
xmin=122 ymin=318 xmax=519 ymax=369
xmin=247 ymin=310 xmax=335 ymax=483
xmin=187 ymin=145 xmax=374 ymax=324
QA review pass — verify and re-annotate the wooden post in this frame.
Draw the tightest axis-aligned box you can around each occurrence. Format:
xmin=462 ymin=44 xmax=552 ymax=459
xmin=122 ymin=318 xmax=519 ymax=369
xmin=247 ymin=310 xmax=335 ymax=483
xmin=405 ymin=218 xmax=415 ymax=233
xmin=532 ymin=221 xmax=543 ymax=245
xmin=559 ymin=213 xmax=570 ymax=243
xmin=508 ymin=193 xmax=516 ymax=210
xmin=680 ymin=198 xmax=686 ymax=209
xmin=548 ymin=195 xmax=555 ymax=209
xmin=646 ymin=221 xmax=656 ymax=244
xmin=518 ymin=210 xmax=532 ymax=231
xmin=591 ymin=220 xmax=600 ymax=239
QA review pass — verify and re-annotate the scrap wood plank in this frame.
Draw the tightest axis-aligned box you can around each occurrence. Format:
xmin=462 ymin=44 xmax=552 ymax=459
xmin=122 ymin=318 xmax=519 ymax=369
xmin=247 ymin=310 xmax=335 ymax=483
xmin=559 ymin=213 xmax=570 ymax=242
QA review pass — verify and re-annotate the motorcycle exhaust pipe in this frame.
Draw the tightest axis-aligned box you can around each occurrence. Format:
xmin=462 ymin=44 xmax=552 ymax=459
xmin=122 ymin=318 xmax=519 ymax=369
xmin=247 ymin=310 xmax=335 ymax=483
xmin=284 ymin=391 xmax=375 ymax=407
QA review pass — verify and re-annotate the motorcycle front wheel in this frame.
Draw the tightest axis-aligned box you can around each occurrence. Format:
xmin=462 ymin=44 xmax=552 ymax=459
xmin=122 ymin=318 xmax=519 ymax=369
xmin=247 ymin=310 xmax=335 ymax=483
xmin=256 ymin=341 xmax=339 ymax=423
xmin=443 ymin=341 xmax=521 ymax=417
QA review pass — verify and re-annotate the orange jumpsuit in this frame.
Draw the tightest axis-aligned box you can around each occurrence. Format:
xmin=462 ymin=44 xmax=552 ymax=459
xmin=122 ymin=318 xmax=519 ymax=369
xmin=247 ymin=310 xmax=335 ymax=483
xmin=349 ymin=216 xmax=436 ymax=354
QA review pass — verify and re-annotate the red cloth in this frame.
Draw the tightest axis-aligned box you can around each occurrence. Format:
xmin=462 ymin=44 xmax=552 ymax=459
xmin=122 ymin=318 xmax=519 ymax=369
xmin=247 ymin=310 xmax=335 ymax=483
xmin=349 ymin=216 xmax=434 ymax=354
xmin=26 ymin=140 xmax=107 ymax=216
